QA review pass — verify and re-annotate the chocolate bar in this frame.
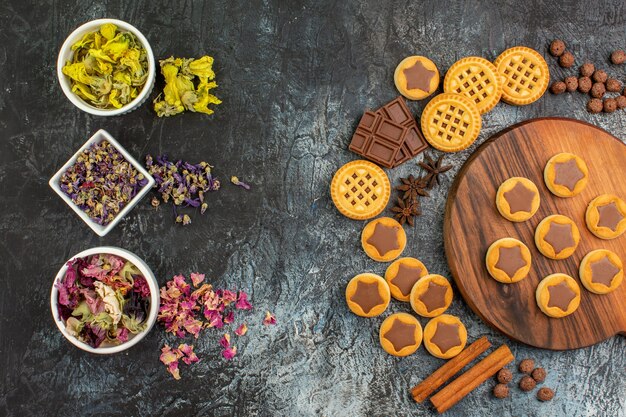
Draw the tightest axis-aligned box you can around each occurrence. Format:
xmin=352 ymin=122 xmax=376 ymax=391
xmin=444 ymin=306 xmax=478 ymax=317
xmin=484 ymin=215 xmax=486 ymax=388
xmin=349 ymin=97 xmax=427 ymax=168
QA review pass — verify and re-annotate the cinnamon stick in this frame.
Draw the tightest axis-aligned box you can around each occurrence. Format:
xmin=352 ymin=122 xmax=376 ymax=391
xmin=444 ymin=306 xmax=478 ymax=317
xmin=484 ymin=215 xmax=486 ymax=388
xmin=430 ymin=345 xmax=514 ymax=414
xmin=411 ymin=336 xmax=491 ymax=403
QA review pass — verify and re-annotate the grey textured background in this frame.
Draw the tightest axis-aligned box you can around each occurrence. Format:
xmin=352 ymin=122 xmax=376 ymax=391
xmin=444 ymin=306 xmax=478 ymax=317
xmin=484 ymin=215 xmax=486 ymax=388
xmin=1 ymin=0 xmax=625 ymax=416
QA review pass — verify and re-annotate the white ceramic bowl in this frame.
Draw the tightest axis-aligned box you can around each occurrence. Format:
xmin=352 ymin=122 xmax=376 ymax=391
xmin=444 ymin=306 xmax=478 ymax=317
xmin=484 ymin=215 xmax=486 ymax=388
xmin=57 ymin=18 xmax=156 ymax=116
xmin=50 ymin=247 xmax=160 ymax=354
xmin=48 ymin=129 xmax=155 ymax=236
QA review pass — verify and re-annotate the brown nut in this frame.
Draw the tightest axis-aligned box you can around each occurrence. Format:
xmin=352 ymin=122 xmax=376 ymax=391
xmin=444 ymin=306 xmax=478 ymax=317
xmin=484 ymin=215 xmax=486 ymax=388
xmin=497 ymin=368 xmax=513 ymax=384
xmin=564 ymin=76 xmax=578 ymax=92
xmin=578 ymin=76 xmax=592 ymax=93
xmin=580 ymin=62 xmax=595 ymax=77
xmin=519 ymin=375 xmax=537 ymax=392
xmin=606 ymin=78 xmax=623 ymax=92
xmin=519 ymin=359 xmax=535 ymax=373
xmin=611 ymin=50 xmax=626 ymax=65
xmin=549 ymin=40 xmax=566 ymax=57
xmin=592 ymin=69 xmax=608 ymax=83
xmin=616 ymin=95 xmax=626 ymax=109
xmin=531 ymin=367 xmax=547 ymax=383
xmin=537 ymin=387 xmax=555 ymax=402
xmin=604 ymin=98 xmax=617 ymax=113
xmin=587 ymin=98 xmax=603 ymax=113
xmin=559 ymin=51 xmax=575 ymax=68
xmin=493 ymin=383 xmax=510 ymax=399
xmin=591 ymin=82 xmax=606 ymax=98
xmin=550 ymin=81 xmax=567 ymax=95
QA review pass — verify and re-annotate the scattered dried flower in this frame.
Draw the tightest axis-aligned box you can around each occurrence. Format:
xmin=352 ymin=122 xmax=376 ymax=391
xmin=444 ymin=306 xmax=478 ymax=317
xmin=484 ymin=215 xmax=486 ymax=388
xmin=190 ymin=272 xmax=205 ymax=287
xmin=231 ymin=176 xmax=251 ymax=190
xmin=234 ymin=323 xmax=248 ymax=336
xmin=235 ymin=292 xmax=253 ymax=310
xmin=160 ymin=344 xmax=182 ymax=380
xmin=263 ymin=311 xmax=277 ymax=326
xmin=151 ymin=197 xmax=160 ymax=208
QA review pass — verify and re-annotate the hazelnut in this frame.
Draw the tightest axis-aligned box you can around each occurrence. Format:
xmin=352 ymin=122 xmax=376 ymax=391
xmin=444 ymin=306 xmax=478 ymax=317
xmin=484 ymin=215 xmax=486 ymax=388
xmin=497 ymin=368 xmax=513 ymax=384
xmin=591 ymin=82 xmax=606 ymax=98
xmin=610 ymin=50 xmax=626 ymax=65
xmin=559 ymin=51 xmax=575 ymax=68
xmin=606 ymin=78 xmax=623 ymax=92
xmin=519 ymin=375 xmax=537 ymax=392
xmin=616 ymin=95 xmax=626 ymax=109
xmin=550 ymin=81 xmax=567 ymax=95
xmin=580 ymin=62 xmax=595 ymax=77
xmin=587 ymin=98 xmax=603 ymax=113
xmin=537 ymin=387 xmax=555 ymax=402
xmin=592 ymin=69 xmax=608 ymax=83
xmin=549 ymin=40 xmax=566 ymax=57
xmin=531 ymin=367 xmax=547 ymax=383
xmin=519 ymin=359 xmax=535 ymax=374
xmin=564 ymin=76 xmax=578 ymax=92
xmin=493 ymin=383 xmax=510 ymax=399
xmin=578 ymin=76 xmax=592 ymax=93
xmin=604 ymin=98 xmax=617 ymax=113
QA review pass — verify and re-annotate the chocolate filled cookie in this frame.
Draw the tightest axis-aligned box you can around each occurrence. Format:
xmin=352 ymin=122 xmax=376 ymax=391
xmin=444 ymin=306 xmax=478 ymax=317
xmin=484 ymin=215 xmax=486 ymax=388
xmin=394 ymin=56 xmax=440 ymax=100
xmin=423 ymin=314 xmax=467 ymax=359
xmin=384 ymin=257 xmax=429 ymax=301
xmin=379 ymin=312 xmax=423 ymax=357
xmin=495 ymin=177 xmax=540 ymax=222
xmin=534 ymin=214 xmax=580 ymax=260
xmin=536 ymin=274 xmax=581 ymax=318
xmin=361 ymin=217 xmax=407 ymax=262
xmin=579 ymin=249 xmax=623 ymax=294
xmin=485 ymin=238 xmax=532 ymax=283
xmin=585 ymin=194 xmax=626 ymax=239
xmin=345 ymin=273 xmax=390 ymax=317
xmin=409 ymin=274 xmax=453 ymax=317
xmin=544 ymin=153 xmax=588 ymax=198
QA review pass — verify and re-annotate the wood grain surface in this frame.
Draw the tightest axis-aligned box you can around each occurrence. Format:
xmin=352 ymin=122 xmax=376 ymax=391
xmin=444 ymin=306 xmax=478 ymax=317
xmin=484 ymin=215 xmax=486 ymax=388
xmin=444 ymin=118 xmax=626 ymax=350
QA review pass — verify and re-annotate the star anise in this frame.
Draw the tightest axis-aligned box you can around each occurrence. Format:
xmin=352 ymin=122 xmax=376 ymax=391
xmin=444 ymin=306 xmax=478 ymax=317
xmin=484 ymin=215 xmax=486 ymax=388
xmin=391 ymin=197 xmax=421 ymax=226
xmin=418 ymin=153 xmax=452 ymax=189
xmin=396 ymin=175 xmax=429 ymax=202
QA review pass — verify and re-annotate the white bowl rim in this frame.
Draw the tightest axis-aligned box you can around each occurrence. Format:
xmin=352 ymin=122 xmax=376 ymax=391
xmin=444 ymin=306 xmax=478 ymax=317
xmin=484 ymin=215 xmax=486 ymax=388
xmin=50 ymin=246 xmax=160 ymax=354
xmin=57 ymin=18 xmax=156 ymax=116
xmin=48 ymin=129 xmax=155 ymax=236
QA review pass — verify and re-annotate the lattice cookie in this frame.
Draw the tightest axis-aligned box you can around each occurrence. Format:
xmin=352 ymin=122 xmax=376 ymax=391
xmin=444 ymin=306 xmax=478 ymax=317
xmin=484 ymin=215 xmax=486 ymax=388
xmin=494 ymin=46 xmax=550 ymax=106
xmin=420 ymin=93 xmax=481 ymax=152
xmin=330 ymin=160 xmax=391 ymax=220
xmin=444 ymin=57 xmax=503 ymax=114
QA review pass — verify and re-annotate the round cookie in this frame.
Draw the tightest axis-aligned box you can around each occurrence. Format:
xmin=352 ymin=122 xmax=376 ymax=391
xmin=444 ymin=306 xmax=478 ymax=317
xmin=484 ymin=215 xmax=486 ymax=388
xmin=534 ymin=214 xmax=580 ymax=260
xmin=443 ymin=56 xmax=503 ymax=114
xmin=330 ymin=160 xmax=391 ymax=220
xmin=494 ymin=46 xmax=550 ymax=105
xmin=543 ymin=153 xmax=589 ymax=197
xmin=585 ymin=194 xmax=626 ymax=239
xmin=361 ymin=217 xmax=406 ymax=262
xmin=535 ymin=274 xmax=581 ymax=318
xmin=409 ymin=274 xmax=453 ymax=317
xmin=485 ymin=238 xmax=532 ymax=283
xmin=495 ymin=177 xmax=540 ymax=222
xmin=385 ymin=257 xmax=429 ymax=301
xmin=579 ymin=249 xmax=624 ymax=294
xmin=394 ymin=56 xmax=440 ymax=100
xmin=420 ymin=92 xmax=482 ymax=153
xmin=423 ymin=314 xmax=467 ymax=359
xmin=379 ymin=313 xmax=423 ymax=357
xmin=345 ymin=273 xmax=390 ymax=317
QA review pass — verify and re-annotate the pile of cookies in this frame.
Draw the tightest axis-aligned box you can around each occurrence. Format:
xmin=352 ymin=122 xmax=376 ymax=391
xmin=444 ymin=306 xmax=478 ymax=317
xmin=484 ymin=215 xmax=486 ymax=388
xmin=395 ymin=47 xmax=550 ymax=153
xmin=487 ymin=152 xmax=625 ymax=318
xmin=343 ymin=215 xmax=467 ymax=359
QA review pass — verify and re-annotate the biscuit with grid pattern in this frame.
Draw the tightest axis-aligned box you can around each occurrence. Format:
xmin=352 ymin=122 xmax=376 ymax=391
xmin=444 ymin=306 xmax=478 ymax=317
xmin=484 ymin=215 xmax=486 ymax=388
xmin=444 ymin=57 xmax=503 ymax=114
xmin=420 ymin=93 xmax=482 ymax=152
xmin=330 ymin=160 xmax=391 ymax=220
xmin=494 ymin=46 xmax=550 ymax=105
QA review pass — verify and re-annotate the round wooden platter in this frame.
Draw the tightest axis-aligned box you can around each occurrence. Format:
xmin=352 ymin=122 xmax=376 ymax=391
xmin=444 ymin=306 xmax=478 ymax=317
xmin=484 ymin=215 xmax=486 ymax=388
xmin=444 ymin=117 xmax=626 ymax=350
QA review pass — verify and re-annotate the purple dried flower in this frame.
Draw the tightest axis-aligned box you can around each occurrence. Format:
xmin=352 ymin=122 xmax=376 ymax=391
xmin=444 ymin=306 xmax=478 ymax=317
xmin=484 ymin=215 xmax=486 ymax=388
xmin=230 ymin=176 xmax=251 ymax=190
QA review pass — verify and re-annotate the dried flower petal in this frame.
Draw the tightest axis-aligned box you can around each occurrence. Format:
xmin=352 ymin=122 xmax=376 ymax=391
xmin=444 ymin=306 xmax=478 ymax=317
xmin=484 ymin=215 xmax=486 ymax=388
xmin=234 ymin=323 xmax=248 ymax=336
xmin=263 ymin=311 xmax=276 ymax=326
xmin=222 ymin=346 xmax=237 ymax=360
xmin=190 ymin=273 xmax=205 ymax=287
xmin=220 ymin=333 xmax=231 ymax=348
xmin=160 ymin=344 xmax=182 ymax=380
xmin=178 ymin=343 xmax=199 ymax=365
xmin=231 ymin=176 xmax=251 ymax=190
xmin=235 ymin=292 xmax=253 ymax=310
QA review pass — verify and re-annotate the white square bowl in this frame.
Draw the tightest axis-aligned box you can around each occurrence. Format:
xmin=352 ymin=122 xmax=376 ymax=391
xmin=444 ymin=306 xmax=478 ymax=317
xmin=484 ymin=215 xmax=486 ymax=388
xmin=49 ymin=129 xmax=155 ymax=236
